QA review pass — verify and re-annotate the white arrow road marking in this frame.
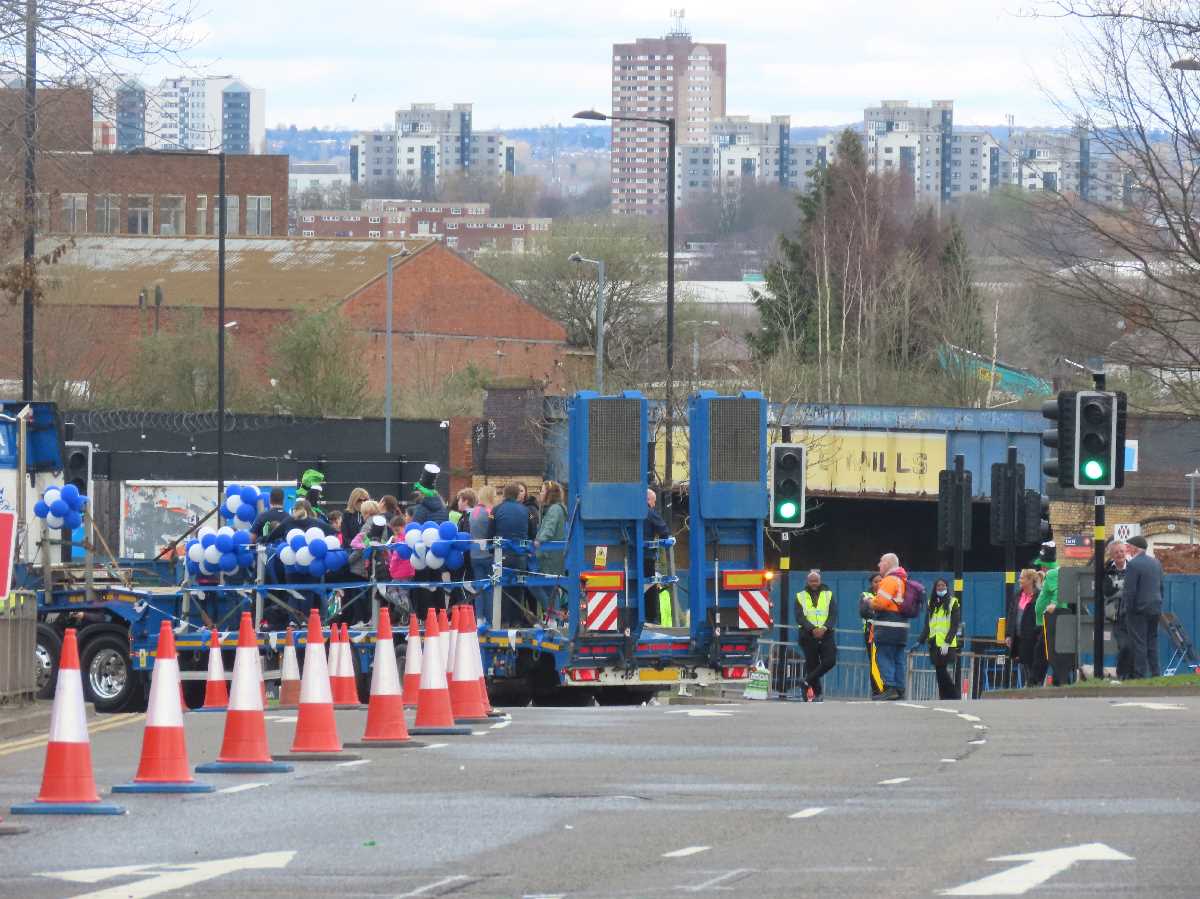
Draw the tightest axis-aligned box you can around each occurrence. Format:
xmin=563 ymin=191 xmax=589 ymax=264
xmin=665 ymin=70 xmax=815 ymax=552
xmin=665 ymin=709 xmax=734 ymax=718
xmin=38 ymin=851 xmax=296 ymax=899
xmin=877 ymin=777 xmax=910 ymax=785
xmin=939 ymin=843 xmax=1132 ymax=896
xmin=1112 ymin=701 xmax=1186 ymax=711
xmin=789 ymin=807 xmax=827 ymax=819
xmin=663 ymin=846 xmax=710 ymax=858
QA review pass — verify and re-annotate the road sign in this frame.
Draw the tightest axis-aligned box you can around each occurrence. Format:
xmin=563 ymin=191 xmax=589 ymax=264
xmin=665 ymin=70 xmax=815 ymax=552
xmin=1112 ymin=523 xmax=1141 ymax=542
xmin=0 ymin=510 xmax=15 ymax=600
xmin=1063 ymin=534 xmax=1094 ymax=560
xmin=940 ymin=842 xmax=1132 ymax=896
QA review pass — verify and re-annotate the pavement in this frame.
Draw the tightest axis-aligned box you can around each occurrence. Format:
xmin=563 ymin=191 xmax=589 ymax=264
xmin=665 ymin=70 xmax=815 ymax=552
xmin=0 ymin=695 xmax=1198 ymax=898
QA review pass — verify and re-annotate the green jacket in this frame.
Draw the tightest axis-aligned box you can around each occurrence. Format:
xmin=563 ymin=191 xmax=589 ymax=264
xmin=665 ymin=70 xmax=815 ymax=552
xmin=1035 ymin=566 xmax=1059 ymax=626
xmin=534 ymin=502 xmax=566 ymax=576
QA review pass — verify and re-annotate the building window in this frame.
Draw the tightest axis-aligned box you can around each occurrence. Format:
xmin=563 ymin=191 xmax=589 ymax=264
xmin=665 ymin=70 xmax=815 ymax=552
xmin=158 ymin=195 xmax=185 ymax=235
xmin=196 ymin=195 xmax=208 ymax=235
xmin=61 ymin=194 xmax=87 ymax=233
xmin=219 ymin=195 xmax=239 ymax=235
xmin=246 ymin=195 xmax=271 ymax=236
xmin=368 ymin=216 xmax=381 ymax=224
xmin=95 ymin=195 xmax=119 ymax=234
xmin=446 ymin=236 xmax=458 ymax=249
xmin=126 ymin=194 xmax=152 ymax=234
xmin=302 ymin=229 xmax=315 ymax=237
xmin=368 ymin=229 xmax=381 ymax=238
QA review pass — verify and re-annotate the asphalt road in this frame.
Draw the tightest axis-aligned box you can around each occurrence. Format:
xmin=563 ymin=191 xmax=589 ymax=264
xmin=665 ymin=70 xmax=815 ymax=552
xmin=1 ymin=695 xmax=1198 ymax=898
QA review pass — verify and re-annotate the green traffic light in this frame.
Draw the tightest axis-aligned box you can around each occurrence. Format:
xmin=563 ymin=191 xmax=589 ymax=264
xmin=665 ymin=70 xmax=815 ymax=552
xmin=777 ymin=500 xmax=799 ymax=520
xmin=1082 ymin=459 xmax=1106 ymax=481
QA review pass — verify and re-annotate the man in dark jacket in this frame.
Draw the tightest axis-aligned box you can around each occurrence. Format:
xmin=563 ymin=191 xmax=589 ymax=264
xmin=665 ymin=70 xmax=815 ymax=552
xmin=410 ymin=464 xmax=449 ymax=525
xmin=797 ymin=570 xmax=837 ymax=701
xmin=251 ymin=488 xmax=289 ymax=543
xmin=1121 ymin=535 xmax=1163 ymax=679
xmin=489 ymin=483 xmax=536 ymax=625
xmin=643 ymin=488 xmax=670 ymax=625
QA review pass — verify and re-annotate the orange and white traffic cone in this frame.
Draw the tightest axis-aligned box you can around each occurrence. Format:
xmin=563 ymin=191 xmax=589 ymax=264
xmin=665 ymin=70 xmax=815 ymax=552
xmin=410 ymin=609 xmax=471 ymax=735
xmin=195 ymin=612 xmax=292 ymax=774
xmin=346 ymin=608 xmax=420 ymax=748
xmin=10 ymin=628 xmax=125 ymax=815
xmin=462 ymin=606 xmax=503 ymax=717
xmin=278 ymin=625 xmax=301 ymax=708
xmin=402 ymin=615 xmax=422 ymax=708
xmin=446 ymin=604 xmax=460 ymax=681
xmin=437 ymin=607 xmax=451 ymax=674
xmin=450 ymin=609 xmax=490 ymax=724
xmin=331 ymin=624 xmax=361 ymax=708
xmin=196 ymin=629 xmax=228 ymax=712
xmin=114 ymin=621 xmax=214 ymax=793
xmin=273 ymin=608 xmax=361 ymax=761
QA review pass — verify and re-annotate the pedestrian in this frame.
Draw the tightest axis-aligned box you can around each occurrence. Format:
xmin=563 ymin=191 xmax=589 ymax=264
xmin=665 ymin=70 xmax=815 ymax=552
xmin=326 ymin=509 xmax=343 ymax=539
xmin=250 ymin=487 xmax=289 ymax=543
xmin=1008 ymin=568 xmax=1047 ymax=686
xmin=1121 ymin=535 xmax=1163 ymax=680
xmin=533 ymin=481 xmax=567 ymax=624
xmin=341 ymin=487 xmax=370 ymax=547
xmin=860 ymin=573 xmax=886 ymax=697
xmin=516 ymin=482 xmax=541 ymax=536
xmin=385 ymin=514 xmax=415 ymax=623
xmin=796 ymin=569 xmax=837 ymax=702
xmin=410 ymin=464 xmax=450 ymax=525
xmin=1032 ymin=541 xmax=1067 ymax=684
xmin=1104 ymin=541 xmax=1134 ymax=680
xmin=379 ymin=494 xmax=400 ymax=521
xmin=468 ymin=485 xmax=496 ymax=586
xmin=488 ymin=483 xmax=537 ymax=626
xmin=868 ymin=552 xmax=910 ymax=700
xmin=267 ymin=498 xmax=336 ymax=622
xmin=642 ymin=487 xmax=671 ymax=626
xmin=918 ymin=578 xmax=962 ymax=699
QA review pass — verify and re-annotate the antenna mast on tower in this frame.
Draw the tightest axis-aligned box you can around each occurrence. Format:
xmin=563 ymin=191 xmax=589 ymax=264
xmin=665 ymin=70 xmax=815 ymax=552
xmin=667 ymin=8 xmax=690 ymax=39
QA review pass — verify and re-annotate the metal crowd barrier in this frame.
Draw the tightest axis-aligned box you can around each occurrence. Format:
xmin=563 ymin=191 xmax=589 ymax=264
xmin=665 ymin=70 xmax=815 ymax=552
xmin=0 ymin=590 xmax=36 ymax=705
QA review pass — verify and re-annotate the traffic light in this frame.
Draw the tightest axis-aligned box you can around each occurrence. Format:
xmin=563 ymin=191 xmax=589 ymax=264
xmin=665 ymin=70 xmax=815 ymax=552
xmin=1041 ymin=391 xmax=1077 ymax=488
xmin=769 ymin=443 xmax=805 ymax=528
xmin=1019 ymin=490 xmax=1050 ymax=545
xmin=938 ymin=468 xmax=973 ymax=551
xmin=1072 ymin=390 xmax=1126 ymax=490
xmin=64 ymin=442 xmax=91 ymax=497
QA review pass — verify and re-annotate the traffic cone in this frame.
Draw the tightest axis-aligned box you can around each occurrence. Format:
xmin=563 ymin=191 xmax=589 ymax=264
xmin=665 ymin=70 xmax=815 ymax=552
xmin=195 ymin=612 xmax=292 ymax=774
xmin=446 ymin=604 xmax=460 ymax=680
xmin=331 ymin=624 xmax=361 ymax=708
xmin=196 ymin=629 xmax=228 ymax=712
xmin=437 ymin=607 xmax=451 ymax=674
xmin=278 ymin=625 xmax=301 ymax=708
xmin=274 ymin=609 xmax=359 ymax=760
xmin=463 ymin=606 xmax=504 ymax=717
xmin=114 ymin=621 xmax=214 ymax=793
xmin=403 ymin=614 xmax=422 ymax=707
xmin=346 ymin=608 xmax=421 ymax=748
xmin=409 ymin=609 xmax=471 ymax=735
xmin=450 ymin=609 xmax=490 ymax=723
xmin=10 ymin=628 xmax=125 ymax=815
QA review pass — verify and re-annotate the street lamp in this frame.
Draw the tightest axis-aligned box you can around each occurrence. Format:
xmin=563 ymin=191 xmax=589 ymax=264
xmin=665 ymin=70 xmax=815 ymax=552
xmin=384 ymin=246 xmax=411 ymax=454
xmin=568 ymin=252 xmax=606 ymax=393
xmin=1187 ymin=469 xmax=1200 ymax=545
xmin=573 ymin=107 xmax=677 ymax=519
xmin=1171 ymin=58 xmax=1200 ymax=70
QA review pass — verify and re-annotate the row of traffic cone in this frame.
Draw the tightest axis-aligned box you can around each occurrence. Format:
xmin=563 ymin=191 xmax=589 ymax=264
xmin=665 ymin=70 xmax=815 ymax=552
xmin=9 ymin=602 xmax=501 ymax=815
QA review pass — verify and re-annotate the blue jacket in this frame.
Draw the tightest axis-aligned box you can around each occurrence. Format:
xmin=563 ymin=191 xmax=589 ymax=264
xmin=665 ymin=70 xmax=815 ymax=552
xmin=489 ymin=499 xmax=533 ymax=544
xmin=410 ymin=493 xmax=449 ymax=525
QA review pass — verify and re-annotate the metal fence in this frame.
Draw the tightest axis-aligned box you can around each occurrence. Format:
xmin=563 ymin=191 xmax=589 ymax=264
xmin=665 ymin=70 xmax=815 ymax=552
xmin=0 ymin=591 xmax=36 ymax=705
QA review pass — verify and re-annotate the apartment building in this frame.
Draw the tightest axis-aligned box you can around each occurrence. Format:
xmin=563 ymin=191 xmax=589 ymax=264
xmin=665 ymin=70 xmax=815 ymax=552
xmin=1001 ymin=129 xmax=1127 ymax=205
xmin=295 ymin=205 xmax=549 ymax=254
xmin=117 ymin=76 xmax=266 ymax=154
xmin=611 ymin=17 xmax=727 ymax=216
xmin=349 ymin=130 xmax=399 ymax=188
xmin=946 ymin=130 xmax=1002 ymax=199
xmin=864 ymin=99 xmax=954 ymax=204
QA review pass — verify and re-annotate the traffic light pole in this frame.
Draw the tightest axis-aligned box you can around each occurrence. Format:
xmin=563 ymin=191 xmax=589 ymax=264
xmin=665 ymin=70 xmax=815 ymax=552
xmin=1092 ymin=370 xmax=1107 ymax=679
xmin=953 ymin=454 xmax=966 ymax=601
xmin=1004 ymin=446 xmax=1018 ymax=654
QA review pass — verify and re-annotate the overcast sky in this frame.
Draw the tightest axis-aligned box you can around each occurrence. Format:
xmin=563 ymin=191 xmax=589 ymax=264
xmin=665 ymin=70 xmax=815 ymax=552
xmin=154 ymin=0 xmax=1083 ymax=131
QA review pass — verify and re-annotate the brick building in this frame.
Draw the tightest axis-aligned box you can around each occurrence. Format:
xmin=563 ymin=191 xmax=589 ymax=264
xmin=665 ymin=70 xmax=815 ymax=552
xmin=296 ymin=205 xmax=550 ymax=253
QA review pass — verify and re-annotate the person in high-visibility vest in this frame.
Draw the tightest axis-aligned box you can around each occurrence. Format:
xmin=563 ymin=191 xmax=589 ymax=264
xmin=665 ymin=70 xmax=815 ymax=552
xmin=859 ymin=573 xmax=886 ymax=697
xmin=917 ymin=578 xmax=962 ymax=699
xmin=797 ymin=570 xmax=838 ymax=702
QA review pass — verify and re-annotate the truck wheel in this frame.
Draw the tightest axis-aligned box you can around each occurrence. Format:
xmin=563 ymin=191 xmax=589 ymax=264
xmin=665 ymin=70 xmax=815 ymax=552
xmin=35 ymin=624 xmax=62 ymax=700
xmin=80 ymin=633 xmax=139 ymax=713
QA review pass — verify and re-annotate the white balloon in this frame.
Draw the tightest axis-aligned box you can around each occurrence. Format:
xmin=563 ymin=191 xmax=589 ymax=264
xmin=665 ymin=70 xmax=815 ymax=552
xmin=46 ymin=514 xmax=64 ymax=529
xmin=225 ymin=496 xmax=242 ymax=515
xmin=422 ymin=527 xmax=439 ymax=548
xmin=405 ymin=530 xmax=422 ymax=549
xmin=410 ymin=552 xmax=427 ymax=570
xmin=295 ymin=547 xmax=313 ymax=567
xmin=233 ymin=517 xmax=251 ymax=531
xmin=324 ymin=535 xmax=340 ymax=551
xmin=286 ymin=528 xmax=304 ymax=543
xmin=187 ymin=543 xmax=204 ymax=563
xmin=198 ymin=526 xmax=217 ymax=540
xmin=217 ymin=525 xmax=235 ymax=538
xmin=305 ymin=526 xmax=325 ymax=544
xmin=198 ymin=562 xmax=213 ymax=576
xmin=426 ymin=552 xmax=444 ymax=570
xmin=43 ymin=488 xmax=62 ymax=504
xmin=204 ymin=545 xmax=221 ymax=565
xmin=280 ymin=546 xmax=297 ymax=566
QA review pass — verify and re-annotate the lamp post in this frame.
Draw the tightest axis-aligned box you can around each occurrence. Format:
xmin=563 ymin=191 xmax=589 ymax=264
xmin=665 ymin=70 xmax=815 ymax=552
xmin=1187 ymin=469 xmax=1200 ymax=545
xmin=384 ymin=247 xmax=410 ymax=455
xmin=568 ymin=252 xmax=606 ymax=393
xmin=574 ymin=108 xmax=677 ymax=517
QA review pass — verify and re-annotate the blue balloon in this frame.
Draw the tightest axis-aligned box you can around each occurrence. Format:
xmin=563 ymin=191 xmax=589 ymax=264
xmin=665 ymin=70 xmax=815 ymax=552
xmin=77 ymin=494 xmax=89 ymax=506
xmin=235 ymin=504 xmax=256 ymax=523
xmin=238 ymin=551 xmax=254 ymax=569
xmin=431 ymin=540 xmax=451 ymax=558
xmin=50 ymin=499 xmax=69 ymax=518
xmin=289 ymin=534 xmax=307 ymax=552
xmin=33 ymin=500 xmax=49 ymax=519
xmin=405 ymin=522 xmax=422 ymax=534
xmin=225 ymin=484 xmax=239 ymax=498
xmin=233 ymin=530 xmax=251 ymax=546
xmin=324 ymin=551 xmax=344 ymax=571
xmin=446 ymin=550 xmax=464 ymax=571
xmin=308 ymin=559 xmax=326 ymax=578
xmin=309 ymin=539 xmax=327 ymax=559
xmin=219 ymin=552 xmax=238 ymax=572
xmin=215 ymin=534 xmax=234 ymax=554
xmin=65 ymin=511 xmax=83 ymax=531
xmin=395 ymin=543 xmax=413 ymax=561
xmin=187 ymin=559 xmax=200 ymax=576
xmin=438 ymin=521 xmax=458 ymax=540
xmin=201 ymin=533 xmax=217 ymax=549
xmin=61 ymin=484 xmax=80 ymax=505
xmin=238 ymin=485 xmax=257 ymax=505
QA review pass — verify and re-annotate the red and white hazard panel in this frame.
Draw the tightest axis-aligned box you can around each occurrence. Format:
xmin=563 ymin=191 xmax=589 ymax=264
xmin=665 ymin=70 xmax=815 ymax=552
xmin=722 ymin=570 xmax=773 ymax=630
xmin=581 ymin=571 xmax=625 ymax=633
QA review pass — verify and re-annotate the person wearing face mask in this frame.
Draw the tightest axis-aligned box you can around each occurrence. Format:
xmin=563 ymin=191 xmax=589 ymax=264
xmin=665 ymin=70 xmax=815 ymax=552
xmin=917 ymin=578 xmax=962 ymax=699
xmin=796 ymin=570 xmax=837 ymax=702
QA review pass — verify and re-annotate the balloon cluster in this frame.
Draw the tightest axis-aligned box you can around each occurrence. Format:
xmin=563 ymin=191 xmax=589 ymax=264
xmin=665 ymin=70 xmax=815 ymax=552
xmin=278 ymin=527 xmax=348 ymax=579
xmin=393 ymin=520 xmax=470 ymax=572
xmin=221 ymin=484 xmax=262 ymax=531
xmin=186 ymin=525 xmax=254 ymax=578
xmin=34 ymin=484 xmax=88 ymax=531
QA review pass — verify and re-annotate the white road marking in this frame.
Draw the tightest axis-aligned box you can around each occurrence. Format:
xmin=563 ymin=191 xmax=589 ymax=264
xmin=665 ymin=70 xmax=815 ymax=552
xmin=941 ymin=758 xmax=958 ymax=763
xmin=789 ymin=807 xmax=827 ymax=819
xmin=679 ymin=869 xmax=753 ymax=892
xmin=38 ymin=851 xmax=296 ymax=899
xmin=895 ymin=702 xmax=928 ymax=710
xmin=933 ymin=707 xmax=959 ymax=714
xmin=968 ymin=739 xmax=987 ymax=745
xmin=666 ymin=709 xmax=734 ymax=718
xmin=973 ymin=725 xmax=987 ymax=730
xmin=490 ymin=719 xmax=512 ymax=729
xmin=425 ymin=743 xmax=449 ymax=749
xmin=267 ymin=716 xmax=297 ymax=724
xmin=878 ymin=777 xmax=910 ymax=785
xmin=958 ymin=713 xmax=982 ymax=722
xmin=216 ymin=782 xmax=268 ymax=795
xmin=471 ymin=730 xmax=491 ymax=736
xmin=336 ymin=758 xmax=371 ymax=767
xmin=396 ymin=874 xmax=472 ymax=897
xmin=1112 ymin=701 xmax=1186 ymax=711
xmin=939 ymin=842 xmax=1132 ymax=896
xmin=663 ymin=846 xmax=710 ymax=858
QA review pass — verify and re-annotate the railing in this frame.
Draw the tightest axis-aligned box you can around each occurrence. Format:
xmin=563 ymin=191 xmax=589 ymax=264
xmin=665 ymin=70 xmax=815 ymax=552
xmin=0 ymin=591 xmax=36 ymax=705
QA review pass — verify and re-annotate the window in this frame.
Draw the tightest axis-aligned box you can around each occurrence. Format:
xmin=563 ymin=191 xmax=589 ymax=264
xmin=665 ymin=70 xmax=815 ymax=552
xmin=368 ymin=216 xmax=381 ymax=224
xmin=246 ymin=196 xmax=271 ymax=236
xmin=301 ymin=214 xmax=314 ymax=223
xmin=368 ymin=230 xmax=381 ymax=238
xmin=94 ymin=195 xmax=119 ymax=234
xmin=446 ymin=236 xmax=458 ymax=249
xmin=158 ymin=195 xmax=185 ymax=235
xmin=126 ymin=194 xmax=152 ymax=234
xmin=196 ymin=195 xmax=209 ymax=235
xmin=302 ymin=229 xmax=315 ymax=237
xmin=61 ymin=194 xmax=87 ymax=233
xmin=218 ymin=195 xmax=239 ymax=235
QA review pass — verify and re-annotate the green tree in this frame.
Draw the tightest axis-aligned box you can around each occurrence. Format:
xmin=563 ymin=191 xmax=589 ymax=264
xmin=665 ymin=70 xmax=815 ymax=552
xmin=268 ymin=310 xmax=370 ymax=416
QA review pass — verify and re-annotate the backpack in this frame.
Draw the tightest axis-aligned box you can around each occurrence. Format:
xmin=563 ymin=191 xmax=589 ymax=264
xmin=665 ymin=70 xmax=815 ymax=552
xmin=896 ymin=579 xmax=926 ymax=619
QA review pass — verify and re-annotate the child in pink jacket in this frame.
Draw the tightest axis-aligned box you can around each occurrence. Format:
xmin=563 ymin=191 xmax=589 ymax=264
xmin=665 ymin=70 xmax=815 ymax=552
xmin=387 ymin=514 xmax=416 ymax=581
